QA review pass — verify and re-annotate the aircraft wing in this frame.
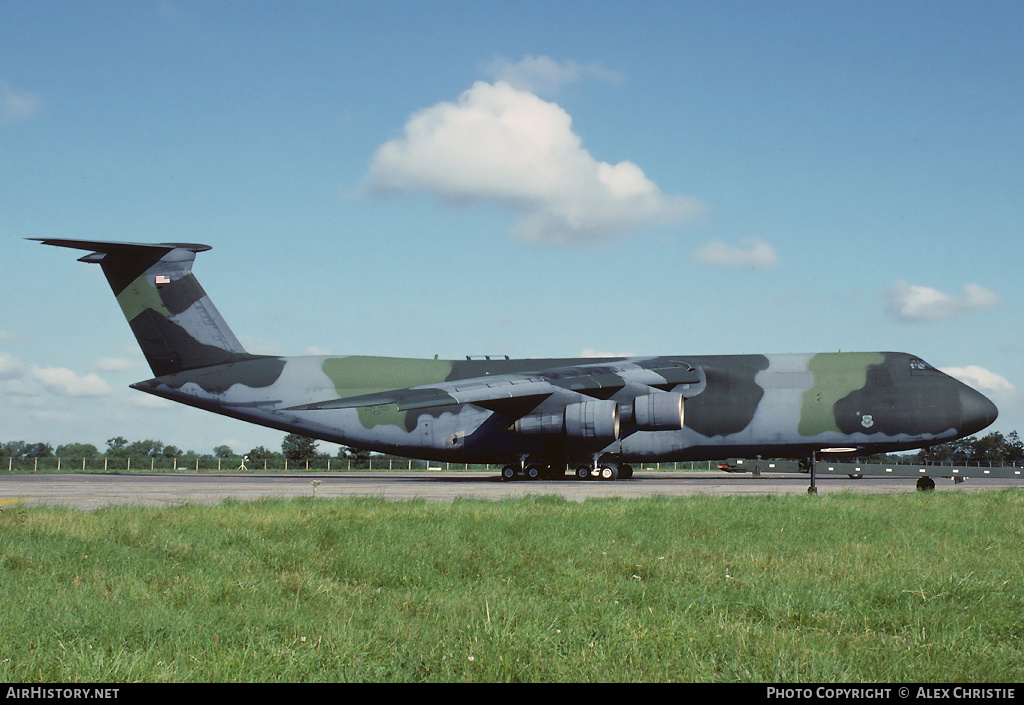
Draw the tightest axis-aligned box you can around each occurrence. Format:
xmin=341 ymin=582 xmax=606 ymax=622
xmin=285 ymin=378 xmax=555 ymax=415
xmin=284 ymin=359 xmax=703 ymax=419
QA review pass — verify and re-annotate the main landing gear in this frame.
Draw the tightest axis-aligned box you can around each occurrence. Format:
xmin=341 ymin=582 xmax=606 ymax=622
xmin=499 ymin=461 xmax=634 ymax=481
xmin=501 ymin=463 xmax=560 ymax=481
xmin=575 ymin=463 xmax=634 ymax=481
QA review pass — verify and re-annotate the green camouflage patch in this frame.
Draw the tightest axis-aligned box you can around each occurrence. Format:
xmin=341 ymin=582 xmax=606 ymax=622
xmin=116 ymin=273 xmax=171 ymax=322
xmin=322 ymin=356 xmax=453 ymax=399
xmin=798 ymin=352 xmax=885 ymax=436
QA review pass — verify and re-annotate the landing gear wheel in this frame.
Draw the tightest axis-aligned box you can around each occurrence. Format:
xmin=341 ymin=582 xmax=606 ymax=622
xmin=916 ymin=477 xmax=936 ymax=492
xmin=575 ymin=466 xmax=592 ymax=481
xmin=619 ymin=464 xmax=633 ymax=480
xmin=526 ymin=465 xmax=542 ymax=480
xmin=599 ymin=465 xmax=619 ymax=481
xmin=501 ymin=465 xmax=517 ymax=481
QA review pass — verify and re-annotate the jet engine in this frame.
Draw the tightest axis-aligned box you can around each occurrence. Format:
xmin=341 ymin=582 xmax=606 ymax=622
xmin=512 ymin=412 xmax=565 ymax=435
xmin=514 ymin=400 xmax=621 ymax=440
xmin=512 ymin=393 xmax=684 ymax=439
xmin=564 ymin=400 xmax=620 ymax=440
xmin=627 ymin=392 xmax=685 ymax=431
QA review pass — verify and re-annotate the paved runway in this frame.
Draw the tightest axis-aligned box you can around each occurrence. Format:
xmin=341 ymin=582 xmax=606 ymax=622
xmin=2 ymin=471 xmax=1021 ymax=510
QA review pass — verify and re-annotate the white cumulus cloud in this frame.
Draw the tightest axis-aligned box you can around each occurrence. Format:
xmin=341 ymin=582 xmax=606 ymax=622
xmin=579 ymin=347 xmax=635 ymax=358
xmin=93 ymin=358 xmax=135 ymax=372
xmin=30 ymin=366 xmax=112 ymax=397
xmin=691 ymin=237 xmax=778 ymax=269
xmin=0 ymin=352 xmax=112 ymax=397
xmin=483 ymin=55 xmax=623 ymax=95
xmin=885 ymin=280 xmax=1000 ymax=322
xmin=941 ymin=365 xmax=1016 ymax=402
xmin=366 ymin=78 xmax=701 ymax=247
xmin=0 ymin=81 xmax=41 ymax=125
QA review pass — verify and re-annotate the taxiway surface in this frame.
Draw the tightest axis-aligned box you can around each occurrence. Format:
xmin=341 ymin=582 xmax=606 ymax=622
xmin=2 ymin=471 xmax=1021 ymax=510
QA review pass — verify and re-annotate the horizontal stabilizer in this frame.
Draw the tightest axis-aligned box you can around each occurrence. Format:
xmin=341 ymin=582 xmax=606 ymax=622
xmin=33 ymin=237 xmax=253 ymax=376
xmin=29 ymin=238 xmax=212 ymax=256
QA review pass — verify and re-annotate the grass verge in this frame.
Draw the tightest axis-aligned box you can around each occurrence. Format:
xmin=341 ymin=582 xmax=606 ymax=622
xmin=1 ymin=491 xmax=1022 ymax=682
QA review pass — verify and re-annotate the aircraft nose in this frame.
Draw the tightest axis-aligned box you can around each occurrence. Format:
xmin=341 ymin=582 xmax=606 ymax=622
xmin=959 ymin=384 xmax=998 ymax=436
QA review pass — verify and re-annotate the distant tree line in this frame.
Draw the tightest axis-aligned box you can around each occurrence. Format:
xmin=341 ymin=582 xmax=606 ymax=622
xmin=1 ymin=433 xmax=402 ymax=469
xmin=850 ymin=431 xmax=1022 ymax=466
xmin=1 ymin=437 xmax=232 ymax=462
xmin=914 ymin=430 xmax=1023 ymax=465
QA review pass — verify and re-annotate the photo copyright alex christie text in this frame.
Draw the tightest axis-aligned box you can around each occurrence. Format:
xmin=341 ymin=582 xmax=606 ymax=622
xmin=766 ymin=687 xmax=1016 ymax=700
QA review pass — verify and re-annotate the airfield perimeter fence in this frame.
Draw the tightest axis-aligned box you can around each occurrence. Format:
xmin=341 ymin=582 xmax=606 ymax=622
xmin=3 ymin=456 xmax=1021 ymax=474
xmin=2 ymin=456 xmax=428 ymax=473
xmin=3 ymin=456 xmax=726 ymax=473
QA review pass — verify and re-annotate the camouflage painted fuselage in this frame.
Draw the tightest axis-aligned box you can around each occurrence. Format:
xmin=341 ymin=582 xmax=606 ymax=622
xmin=130 ymin=350 xmax=996 ymax=465
xmin=34 ymin=239 xmax=998 ymax=469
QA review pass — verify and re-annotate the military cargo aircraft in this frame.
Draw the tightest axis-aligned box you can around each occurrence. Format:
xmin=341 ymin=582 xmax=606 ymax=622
xmin=33 ymin=239 xmax=998 ymax=481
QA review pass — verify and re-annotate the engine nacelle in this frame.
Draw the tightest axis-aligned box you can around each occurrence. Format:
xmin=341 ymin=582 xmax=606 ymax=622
xmin=514 ymin=400 xmax=621 ymax=441
xmin=625 ymin=392 xmax=685 ymax=431
xmin=513 ymin=412 xmax=565 ymax=435
xmin=564 ymin=400 xmax=620 ymax=440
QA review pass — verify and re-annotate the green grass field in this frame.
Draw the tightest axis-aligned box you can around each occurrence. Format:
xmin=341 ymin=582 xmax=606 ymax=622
xmin=1 ymin=491 xmax=1022 ymax=682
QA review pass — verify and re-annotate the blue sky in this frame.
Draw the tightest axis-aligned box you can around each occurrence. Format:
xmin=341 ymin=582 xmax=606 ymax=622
xmin=2 ymin=1 xmax=1022 ymax=456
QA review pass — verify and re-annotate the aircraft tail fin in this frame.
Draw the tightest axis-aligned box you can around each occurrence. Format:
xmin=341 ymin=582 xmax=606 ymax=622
xmin=33 ymin=238 xmax=257 ymax=377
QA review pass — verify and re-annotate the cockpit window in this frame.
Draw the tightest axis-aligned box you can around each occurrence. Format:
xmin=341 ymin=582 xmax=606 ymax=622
xmin=909 ymin=357 xmax=939 ymax=375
